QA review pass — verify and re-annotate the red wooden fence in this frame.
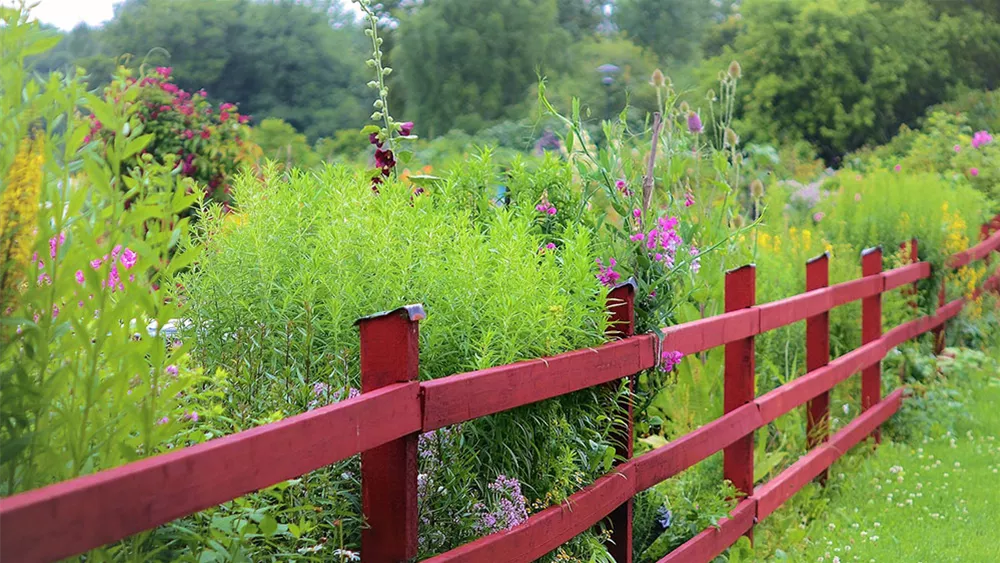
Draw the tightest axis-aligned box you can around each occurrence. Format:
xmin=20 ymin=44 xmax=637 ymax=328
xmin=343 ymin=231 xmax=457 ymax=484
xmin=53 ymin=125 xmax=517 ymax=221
xmin=3 ymin=225 xmax=1000 ymax=563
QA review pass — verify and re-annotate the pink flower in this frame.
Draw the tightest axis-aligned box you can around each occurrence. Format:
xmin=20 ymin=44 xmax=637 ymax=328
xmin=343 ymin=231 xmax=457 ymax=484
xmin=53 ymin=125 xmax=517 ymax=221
xmin=220 ymin=103 xmax=235 ymax=112
xmin=51 ymin=305 xmax=59 ymax=319
xmin=813 ymin=212 xmax=825 ymax=222
xmin=894 ymin=164 xmax=901 ymax=172
xmin=120 ymin=248 xmax=137 ymax=270
xmin=155 ymin=66 xmax=172 ymax=79
xmin=854 ymin=193 xmax=862 ymax=202
xmin=547 ymin=206 xmax=557 ymax=216
xmin=596 ymin=258 xmax=622 ymax=287
xmin=399 ymin=122 xmax=414 ymax=136
xmin=90 ymin=258 xmax=103 ymax=270
xmin=161 ymin=83 xmax=179 ymax=94
xmin=183 ymin=130 xmax=194 ymax=140
xmin=633 ymin=209 xmax=642 ymax=219
xmin=75 ymin=270 xmax=85 ymax=285
xmin=156 ymin=416 xmax=169 ymax=425
xmin=183 ymin=411 xmax=199 ymax=422
xmin=660 ymin=350 xmax=684 ymax=372
xmin=200 ymin=129 xmax=211 ymax=140
xmin=220 ymin=112 xmax=230 ymax=122
xmin=970 ymin=167 xmax=979 ymax=177
xmin=545 ymin=242 xmax=556 ymax=250
xmin=684 ymin=191 xmax=695 ymax=207
xmin=630 ymin=233 xmax=645 ymax=242
xmin=687 ymin=111 xmax=704 ymax=134
xmin=238 ymin=115 xmax=250 ymax=124
xmin=954 ymin=144 xmax=961 ymax=153
xmin=971 ymin=131 xmax=993 ymax=149
xmin=166 ymin=365 xmax=179 ymax=377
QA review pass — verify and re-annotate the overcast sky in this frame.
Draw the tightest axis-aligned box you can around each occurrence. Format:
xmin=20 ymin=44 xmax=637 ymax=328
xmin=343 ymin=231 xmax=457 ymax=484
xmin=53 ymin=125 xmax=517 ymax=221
xmin=17 ymin=0 xmax=118 ymax=30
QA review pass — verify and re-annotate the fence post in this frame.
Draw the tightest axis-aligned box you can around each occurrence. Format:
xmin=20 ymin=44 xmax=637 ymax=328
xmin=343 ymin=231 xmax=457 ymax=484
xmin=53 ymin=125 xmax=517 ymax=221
xmin=934 ymin=278 xmax=946 ymax=354
xmin=605 ymin=279 xmax=636 ymax=563
xmin=861 ymin=247 xmax=882 ymax=445
xmin=724 ymin=264 xmax=755 ymax=532
xmin=982 ymin=224 xmax=991 ymax=267
xmin=357 ymin=304 xmax=424 ymax=562
xmin=805 ymin=253 xmax=830 ymax=482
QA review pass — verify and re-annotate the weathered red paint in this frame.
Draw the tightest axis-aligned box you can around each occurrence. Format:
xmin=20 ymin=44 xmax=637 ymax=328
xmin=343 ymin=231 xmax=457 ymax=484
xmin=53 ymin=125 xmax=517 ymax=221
xmin=861 ymin=248 xmax=883 ymax=444
xmin=426 ymin=464 xmax=636 ymax=563
xmin=605 ymin=281 xmax=636 ymax=563
xmin=660 ymin=308 xmax=759 ymax=356
xmin=934 ymin=277 xmax=947 ymax=354
xmin=724 ymin=265 xmax=756 ymax=522
xmin=0 ymin=382 xmax=421 ymax=563
xmin=358 ymin=305 xmax=424 ymax=562
xmin=421 ymin=334 xmax=656 ymax=431
xmin=656 ymin=500 xmax=757 ymax=563
xmin=805 ymin=253 xmax=830 ymax=483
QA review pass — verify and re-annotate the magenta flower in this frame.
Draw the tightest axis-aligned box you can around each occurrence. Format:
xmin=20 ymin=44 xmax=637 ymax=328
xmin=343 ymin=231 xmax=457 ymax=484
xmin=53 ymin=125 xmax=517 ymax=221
xmin=630 ymin=233 xmax=645 ymax=242
xmin=161 ymin=83 xmax=179 ymax=94
xmin=90 ymin=258 xmax=103 ymax=270
xmin=154 ymin=66 xmax=172 ymax=79
xmin=200 ymin=129 xmax=210 ymax=140
xmin=687 ymin=111 xmax=704 ymax=134
xmin=120 ymin=248 xmax=137 ymax=270
xmin=660 ymin=350 xmax=684 ymax=373
xmin=156 ymin=416 xmax=169 ymax=425
xmin=633 ymin=209 xmax=642 ymax=219
xmin=813 ymin=212 xmax=825 ymax=222
xmin=546 ymin=242 xmax=556 ymax=250
xmin=971 ymin=131 xmax=993 ymax=149
xmin=166 ymin=365 xmax=179 ymax=377
xmin=596 ymin=258 xmax=622 ymax=287
xmin=547 ymin=206 xmax=557 ymax=215
xmin=75 ymin=270 xmax=85 ymax=285
xmin=954 ymin=144 xmax=961 ymax=153
xmin=894 ymin=164 xmax=901 ymax=172
xmin=183 ymin=129 xmax=194 ymax=140
xmin=399 ymin=122 xmax=414 ymax=136
xmin=49 ymin=233 xmax=65 ymax=258
xmin=684 ymin=191 xmax=695 ymax=207
xmin=970 ymin=167 xmax=979 ymax=177
xmin=183 ymin=411 xmax=199 ymax=422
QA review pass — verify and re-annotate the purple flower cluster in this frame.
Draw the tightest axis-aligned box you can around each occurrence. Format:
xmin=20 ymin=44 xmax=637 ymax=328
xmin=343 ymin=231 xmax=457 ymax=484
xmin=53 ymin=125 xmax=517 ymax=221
xmin=418 ymin=426 xmax=458 ymax=460
xmin=687 ymin=111 xmax=704 ymax=134
xmin=368 ymin=121 xmax=414 ymax=192
xmin=473 ymin=475 xmax=529 ymax=534
xmin=971 ymin=130 xmax=993 ymax=149
xmin=535 ymin=203 xmax=557 ymax=216
xmin=615 ymin=179 xmax=633 ymax=196
xmin=660 ymin=350 xmax=683 ymax=373
xmin=307 ymin=382 xmax=360 ymax=410
xmin=633 ymin=216 xmax=685 ymax=268
xmin=684 ymin=191 xmax=695 ymax=207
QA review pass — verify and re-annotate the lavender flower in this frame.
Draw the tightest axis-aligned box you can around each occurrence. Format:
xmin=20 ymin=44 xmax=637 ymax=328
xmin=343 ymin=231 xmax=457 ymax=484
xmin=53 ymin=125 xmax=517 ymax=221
xmin=596 ymin=258 xmax=622 ymax=287
xmin=687 ymin=111 xmax=704 ymax=134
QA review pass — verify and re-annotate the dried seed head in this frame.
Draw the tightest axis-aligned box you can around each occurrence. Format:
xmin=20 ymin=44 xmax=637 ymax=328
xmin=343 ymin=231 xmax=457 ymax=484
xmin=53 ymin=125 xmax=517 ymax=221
xmin=706 ymin=89 xmax=716 ymax=102
xmin=728 ymin=60 xmax=742 ymax=79
xmin=732 ymin=214 xmax=746 ymax=229
xmin=725 ymin=127 xmax=739 ymax=147
xmin=750 ymin=179 xmax=764 ymax=199
xmin=650 ymin=69 xmax=666 ymax=88
xmin=679 ymin=101 xmax=690 ymax=114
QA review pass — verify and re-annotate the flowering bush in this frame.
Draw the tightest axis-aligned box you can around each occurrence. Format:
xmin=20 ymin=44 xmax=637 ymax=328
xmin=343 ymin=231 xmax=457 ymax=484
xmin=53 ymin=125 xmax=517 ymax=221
xmin=89 ymin=66 xmax=255 ymax=210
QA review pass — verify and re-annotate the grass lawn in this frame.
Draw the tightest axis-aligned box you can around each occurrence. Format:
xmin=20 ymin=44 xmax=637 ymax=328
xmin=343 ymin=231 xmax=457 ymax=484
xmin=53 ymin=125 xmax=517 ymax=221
xmin=767 ymin=363 xmax=1000 ymax=562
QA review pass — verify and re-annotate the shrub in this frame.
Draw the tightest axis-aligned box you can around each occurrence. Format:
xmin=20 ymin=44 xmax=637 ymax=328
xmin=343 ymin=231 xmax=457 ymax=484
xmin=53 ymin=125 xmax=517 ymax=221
xmin=90 ymin=66 xmax=255 ymax=211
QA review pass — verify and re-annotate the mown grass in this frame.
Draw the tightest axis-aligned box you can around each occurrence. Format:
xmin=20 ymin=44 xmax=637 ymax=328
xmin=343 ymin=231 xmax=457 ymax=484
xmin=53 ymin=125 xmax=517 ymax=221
xmin=765 ymin=361 xmax=1000 ymax=562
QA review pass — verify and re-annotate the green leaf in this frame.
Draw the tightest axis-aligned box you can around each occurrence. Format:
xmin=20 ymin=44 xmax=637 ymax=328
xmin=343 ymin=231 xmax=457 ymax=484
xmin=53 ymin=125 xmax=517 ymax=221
xmin=360 ymin=124 xmax=380 ymax=135
xmin=23 ymin=33 xmax=62 ymax=57
xmin=124 ymin=134 xmax=154 ymax=159
xmin=259 ymin=514 xmax=277 ymax=537
xmin=396 ymin=150 xmax=414 ymax=166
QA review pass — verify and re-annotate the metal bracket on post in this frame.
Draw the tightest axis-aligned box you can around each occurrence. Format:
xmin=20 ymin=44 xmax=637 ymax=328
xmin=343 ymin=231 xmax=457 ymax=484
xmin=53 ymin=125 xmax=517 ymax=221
xmin=357 ymin=304 xmax=424 ymax=563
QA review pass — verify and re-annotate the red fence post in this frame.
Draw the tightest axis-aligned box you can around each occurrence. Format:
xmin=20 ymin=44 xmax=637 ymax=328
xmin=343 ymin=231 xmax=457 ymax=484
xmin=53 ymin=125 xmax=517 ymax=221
xmin=605 ymin=280 xmax=636 ymax=563
xmin=357 ymin=305 xmax=424 ymax=562
xmin=724 ymin=264 xmax=755 ymax=528
xmin=982 ymin=224 xmax=991 ymax=267
xmin=861 ymin=247 xmax=883 ymax=445
xmin=805 ymin=253 xmax=830 ymax=482
xmin=934 ymin=278 xmax=946 ymax=354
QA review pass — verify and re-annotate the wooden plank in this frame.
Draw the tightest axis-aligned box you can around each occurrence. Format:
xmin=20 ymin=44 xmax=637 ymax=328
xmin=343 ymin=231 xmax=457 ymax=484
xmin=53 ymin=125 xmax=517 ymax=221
xmin=421 ymin=335 xmax=656 ymax=431
xmin=757 ymin=388 xmax=904 ymax=521
xmin=861 ymin=248 xmax=883 ymax=444
xmin=358 ymin=306 xmax=423 ymax=562
xmin=882 ymin=261 xmax=931 ymax=292
xmin=605 ymin=281 xmax=636 ymax=563
xmin=0 ymin=382 xmax=421 ymax=563
xmin=756 ymin=340 xmax=884 ymax=424
xmin=805 ymin=253 xmax=831 ymax=484
xmin=426 ymin=464 xmax=636 ymax=563
xmin=659 ymin=308 xmax=760 ymax=356
xmin=828 ymin=275 xmax=883 ymax=308
xmin=828 ymin=388 xmax=904 ymax=455
xmin=757 ymin=286 xmax=832 ymax=332
xmin=656 ymin=499 xmax=757 ymax=563
xmin=724 ymin=265 xmax=756 ymax=511
xmin=755 ymin=445 xmax=838 ymax=520
xmin=632 ymin=403 xmax=765 ymax=492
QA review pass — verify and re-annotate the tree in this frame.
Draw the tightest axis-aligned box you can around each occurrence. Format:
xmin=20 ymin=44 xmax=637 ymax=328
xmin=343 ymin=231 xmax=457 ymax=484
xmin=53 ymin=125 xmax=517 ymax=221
xmin=393 ymin=0 xmax=567 ymax=137
xmin=721 ymin=0 xmax=993 ymax=161
xmin=614 ymin=0 xmax=716 ymax=65
xmin=99 ymin=0 xmax=369 ymax=140
xmin=556 ymin=0 xmax=607 ymax=38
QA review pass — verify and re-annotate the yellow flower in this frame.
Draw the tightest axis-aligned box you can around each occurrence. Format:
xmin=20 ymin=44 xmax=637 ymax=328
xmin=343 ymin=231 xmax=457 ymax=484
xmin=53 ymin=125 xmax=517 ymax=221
xmin=1 ymin=135 xmax=45 ymax=306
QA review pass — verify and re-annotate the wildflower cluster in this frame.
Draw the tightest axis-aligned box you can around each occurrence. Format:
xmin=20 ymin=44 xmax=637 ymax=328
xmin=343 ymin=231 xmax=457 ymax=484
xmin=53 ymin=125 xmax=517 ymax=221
xmin=0 ymin=135 xmax=43 ymax=308
xmin=472 ymin=475 xmax=529 ymax=534
xmin=627 ymin=214 xmax=699 ymax=273
xmin=90 ymin=67 xmax=252 ymax=210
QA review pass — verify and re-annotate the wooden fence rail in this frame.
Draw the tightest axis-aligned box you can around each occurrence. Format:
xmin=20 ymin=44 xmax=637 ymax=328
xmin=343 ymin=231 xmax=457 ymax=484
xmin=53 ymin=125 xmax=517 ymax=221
xmin=3 ymin=225 xmax=1000 ymax=563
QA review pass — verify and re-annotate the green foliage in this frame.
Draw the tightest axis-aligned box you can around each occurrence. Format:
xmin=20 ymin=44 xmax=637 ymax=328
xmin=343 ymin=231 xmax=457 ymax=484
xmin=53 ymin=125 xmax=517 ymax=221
xmin=180 ymin=160 xmax=619 ymax=558
xmin=252 ymin=117 xmax=320 ymax=169
xmin=724 ymin=0 xmax=1000 ymax=161
xmin=90 ymin=66 xmax=254 ymax=209
xmin=394 ymin=0 xmax=567 ymax=137
xmin=99 ymin=0 xmax=369 ymax=140
xmin=1 ymin=10 xmax=200 ymax=495
xmin=615 ymin=0 xmax=717 ymax=65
